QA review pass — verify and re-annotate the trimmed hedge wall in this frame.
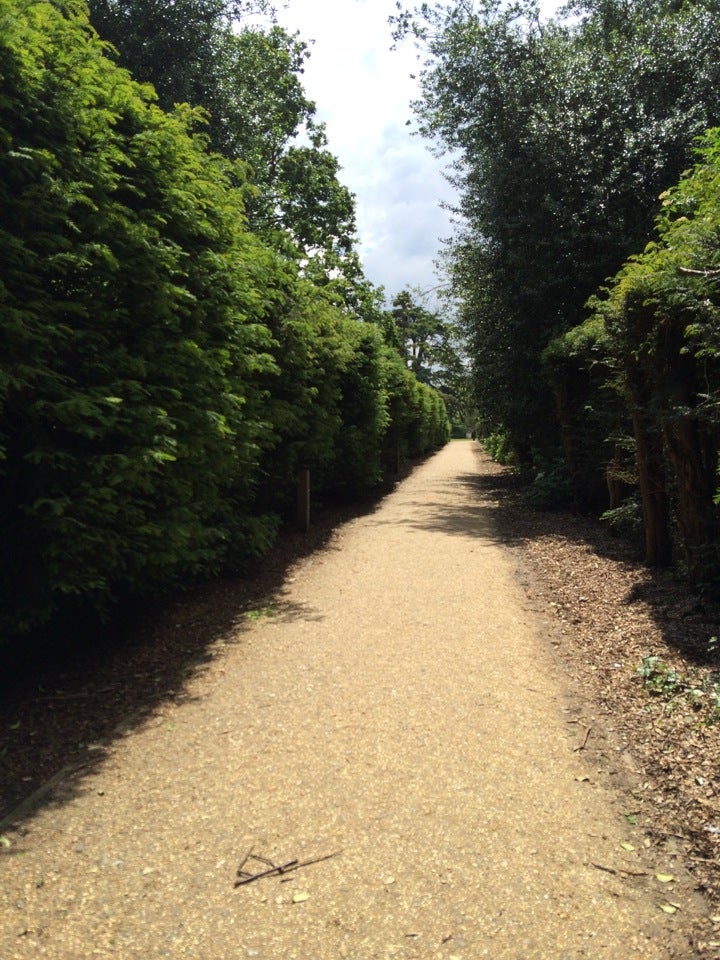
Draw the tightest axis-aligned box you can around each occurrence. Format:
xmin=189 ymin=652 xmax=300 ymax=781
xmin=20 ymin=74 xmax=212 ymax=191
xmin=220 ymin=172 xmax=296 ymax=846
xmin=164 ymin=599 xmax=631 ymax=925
xmin=0 ymin=0 xmax=450 ymax=638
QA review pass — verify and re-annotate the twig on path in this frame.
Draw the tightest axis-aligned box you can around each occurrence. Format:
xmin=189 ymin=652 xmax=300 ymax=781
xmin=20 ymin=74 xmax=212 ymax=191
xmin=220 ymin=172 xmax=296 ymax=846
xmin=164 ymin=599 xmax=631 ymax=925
xmin=286 ymin=850 xmax=344 ymax=872
xmin=235 ymin=858 xmax=298 ymax=886
xmin=236 ymin=847 xmax=255 ymax=875
xmin=234 ymin=849 xmax=342 ymax=887
xmin=591 ymin=861 xmax=649 ymax=878
xmin=574 ymin=726 xmax=592 ymax=751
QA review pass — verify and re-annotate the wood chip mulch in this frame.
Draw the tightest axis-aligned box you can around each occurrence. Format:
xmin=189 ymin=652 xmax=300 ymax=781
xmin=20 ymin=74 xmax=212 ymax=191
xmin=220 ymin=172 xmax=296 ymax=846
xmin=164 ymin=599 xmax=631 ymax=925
xmin=474 ymin=460 xmax=720 ymax=910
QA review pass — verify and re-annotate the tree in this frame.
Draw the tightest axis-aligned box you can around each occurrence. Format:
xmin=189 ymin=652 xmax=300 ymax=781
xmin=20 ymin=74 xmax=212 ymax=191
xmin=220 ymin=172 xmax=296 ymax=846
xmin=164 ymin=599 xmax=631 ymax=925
xmin=86 ymin=0 xmax=273 ymax=116
xmin=588 ymin=129 xmax=720 ymax=578
xmin=393 ymin=0 xmax=720 ymax=470
xmin=87 ymin=2 xmax=361 ymax=281
xmin=0 ymin=0 xmax=280 ymax=631
xmin=383 ymin=290 xmax=444 ymax=380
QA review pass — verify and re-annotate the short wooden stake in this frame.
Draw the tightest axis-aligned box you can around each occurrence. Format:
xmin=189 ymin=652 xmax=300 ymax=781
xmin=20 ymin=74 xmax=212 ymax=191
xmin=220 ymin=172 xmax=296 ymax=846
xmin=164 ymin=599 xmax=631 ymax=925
xmin=297 ymin=468 xmax=310 ymax=531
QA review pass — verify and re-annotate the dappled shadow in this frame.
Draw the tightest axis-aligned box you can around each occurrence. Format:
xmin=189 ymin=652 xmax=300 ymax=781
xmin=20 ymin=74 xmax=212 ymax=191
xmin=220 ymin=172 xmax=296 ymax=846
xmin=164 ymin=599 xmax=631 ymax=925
xmin=367 ymin=496 xmax=528 ymax=546
xmin=363 ymin=466 xmax=530 ymax=546
xmin=372 ymin=444 xmax=720 ymax=669
xmin=460 ymin=448 xmax=720 ymax=669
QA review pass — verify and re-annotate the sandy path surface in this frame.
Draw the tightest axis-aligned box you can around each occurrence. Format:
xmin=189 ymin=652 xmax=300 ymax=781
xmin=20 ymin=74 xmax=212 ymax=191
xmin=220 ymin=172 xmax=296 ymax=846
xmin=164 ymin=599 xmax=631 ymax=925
xmin=0 ymin=443 xmax=703 ymax=958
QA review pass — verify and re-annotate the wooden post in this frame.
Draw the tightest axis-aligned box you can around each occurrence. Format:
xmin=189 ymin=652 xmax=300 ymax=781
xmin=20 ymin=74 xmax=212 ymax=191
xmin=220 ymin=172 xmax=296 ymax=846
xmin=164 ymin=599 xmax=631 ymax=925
xmin=297 ymin=468 xmax=310 ymax=532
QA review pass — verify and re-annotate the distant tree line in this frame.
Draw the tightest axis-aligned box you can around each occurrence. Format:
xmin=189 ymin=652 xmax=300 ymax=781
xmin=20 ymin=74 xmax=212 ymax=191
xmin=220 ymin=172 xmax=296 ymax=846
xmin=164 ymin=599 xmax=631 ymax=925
xmin=395 ymin=0 xmax=720 ymax=588
xmin=0 ymin=0 xmax=450 ymax=639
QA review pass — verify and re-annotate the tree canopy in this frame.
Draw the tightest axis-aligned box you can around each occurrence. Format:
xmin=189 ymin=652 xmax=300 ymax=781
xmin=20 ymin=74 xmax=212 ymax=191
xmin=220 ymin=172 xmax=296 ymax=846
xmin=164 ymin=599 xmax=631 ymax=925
xmin=86 ymin=0 xmax=363 ymax=293
xmin=393 ymin=0 xmax=720 ymax=462
xmin=392 ymin=0 xmax=720 ymax=585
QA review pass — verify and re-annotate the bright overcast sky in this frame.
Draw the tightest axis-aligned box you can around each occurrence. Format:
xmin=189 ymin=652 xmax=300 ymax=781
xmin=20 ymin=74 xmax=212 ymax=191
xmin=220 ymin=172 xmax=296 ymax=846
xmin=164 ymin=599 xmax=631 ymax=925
xmin=275 ymin=0 xmax=562 ymax=303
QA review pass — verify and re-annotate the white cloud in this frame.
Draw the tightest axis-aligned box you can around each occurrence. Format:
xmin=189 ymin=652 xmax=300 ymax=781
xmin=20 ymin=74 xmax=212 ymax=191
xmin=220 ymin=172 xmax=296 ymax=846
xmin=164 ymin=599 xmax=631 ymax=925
xmin=275 ymin=0 xmax=564 ymax=299
xmin=276 ymin=0 xmax=455 ymax=299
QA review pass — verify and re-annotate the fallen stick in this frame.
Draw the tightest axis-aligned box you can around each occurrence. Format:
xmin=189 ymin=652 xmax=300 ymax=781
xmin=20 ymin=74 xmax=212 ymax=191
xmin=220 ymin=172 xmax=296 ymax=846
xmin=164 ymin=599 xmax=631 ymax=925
xmin=234 ymin=850 xmax=343 ymax=887
xmin=591 ymin=861 xmax=648 ymax=878
xmin=574 ymin=726 xmax=592 ymax=752
xmin=236 ymin=847 xmax=255 ymax=876
xmin=283 ymin=850 xmax=343 ymax=873
xmin=235 ymin=859 xmax=298 ymax=886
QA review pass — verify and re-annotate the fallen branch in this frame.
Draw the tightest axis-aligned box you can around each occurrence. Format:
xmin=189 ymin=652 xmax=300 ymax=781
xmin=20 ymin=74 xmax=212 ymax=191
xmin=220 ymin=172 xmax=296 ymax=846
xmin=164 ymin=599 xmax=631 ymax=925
xmin=235 ymin=858 xmax=298 ymax=886
xmin=285 ymin=850 xmax=343 ymax=873
xmin=234 ymin=849 xmax=342 ymax=888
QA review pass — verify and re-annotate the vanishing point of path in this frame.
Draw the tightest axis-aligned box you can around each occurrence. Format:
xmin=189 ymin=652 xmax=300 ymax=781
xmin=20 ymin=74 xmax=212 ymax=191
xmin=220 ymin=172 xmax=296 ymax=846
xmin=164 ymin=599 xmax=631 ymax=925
xmin=0 ymin=442 xmax=706 ymax=958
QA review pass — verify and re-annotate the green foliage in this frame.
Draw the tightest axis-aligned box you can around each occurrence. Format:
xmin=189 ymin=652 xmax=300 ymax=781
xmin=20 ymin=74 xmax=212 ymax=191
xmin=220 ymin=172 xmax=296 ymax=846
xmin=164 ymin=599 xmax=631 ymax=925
xmin=600 ymin=497 xmax=644 ymax=542
xmin=588 ymin=128 xmax=720 ymax=579
xmin=0 ymin=0 xmax=281 ymax=631
xmin=394 ymin=0 xmax=720 ymax=472
xmin=387 ymin=290 xmax=446 ymax=382
xmin=381 ymin=289 xmax=471 ymax=433
xmin=482 ymin=432 xmax=514 ymax=466
xmin=522 ymin=457 xmax=572 ymax=511
xmin=332 ymin=324 xmax=391 ymax=496
xmin=637 ymin=655 xmax=720 ymax=725
xmin=86 ymin=0 xmax=274 ymax=122
xmin=0 ymin=0 xmax=450 ymax=641
xmin=87 ymin=3 xmax=362 ymax=284
xmin=637 ymin=656 xmax=683 ymax=697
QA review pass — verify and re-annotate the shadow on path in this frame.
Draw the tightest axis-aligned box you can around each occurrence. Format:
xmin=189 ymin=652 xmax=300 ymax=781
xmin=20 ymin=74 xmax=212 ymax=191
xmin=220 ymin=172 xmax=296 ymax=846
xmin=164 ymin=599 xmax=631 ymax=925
xmin=2 ymin=443 xmax=717 ymax=836
xmin=461 ymin=450 xmax=720 ymax=670
xmin=0 ymin=481 xmax=392 ymax=829
xmin=373 ymin=446 xmax=720 ymax=673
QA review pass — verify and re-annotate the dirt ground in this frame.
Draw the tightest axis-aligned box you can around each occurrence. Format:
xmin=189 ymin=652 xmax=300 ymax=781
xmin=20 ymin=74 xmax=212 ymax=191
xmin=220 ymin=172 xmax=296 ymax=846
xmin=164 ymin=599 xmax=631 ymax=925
xmin=1 ymin=441 xmax=719 ymax=958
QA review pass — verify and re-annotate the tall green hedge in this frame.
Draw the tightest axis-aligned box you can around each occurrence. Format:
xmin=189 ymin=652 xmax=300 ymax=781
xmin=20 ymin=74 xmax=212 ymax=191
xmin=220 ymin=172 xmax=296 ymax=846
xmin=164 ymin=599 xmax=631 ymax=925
xmin=0 ymin=0 xmax=449 ymax=640
xmin=0 ymin=0 xmax=284 ymax=631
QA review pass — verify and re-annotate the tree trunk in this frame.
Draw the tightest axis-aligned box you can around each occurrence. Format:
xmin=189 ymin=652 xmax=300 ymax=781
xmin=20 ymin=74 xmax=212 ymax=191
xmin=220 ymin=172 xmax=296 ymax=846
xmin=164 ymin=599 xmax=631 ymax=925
xmin=553 ymin=373 xmax=608 ymax=512
xmin=629 ymin=372 xmax=672 ymax=566
xmin=664 ymin=412 xmax=718 ymax=583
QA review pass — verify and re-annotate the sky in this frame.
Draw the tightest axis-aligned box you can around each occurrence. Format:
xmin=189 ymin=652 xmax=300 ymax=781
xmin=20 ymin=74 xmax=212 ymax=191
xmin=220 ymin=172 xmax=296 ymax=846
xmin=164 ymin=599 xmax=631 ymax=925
xmin=275 ymin=0 xmax=561 ymax=305
xmin=275 ymin=0 xmax=456 ymax=303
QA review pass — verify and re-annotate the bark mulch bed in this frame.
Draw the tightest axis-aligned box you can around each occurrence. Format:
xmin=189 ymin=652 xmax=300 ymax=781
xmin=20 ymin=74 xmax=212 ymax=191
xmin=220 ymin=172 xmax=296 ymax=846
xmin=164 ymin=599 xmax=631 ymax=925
xmin=471 ymin=458 xmax=720 ymax=922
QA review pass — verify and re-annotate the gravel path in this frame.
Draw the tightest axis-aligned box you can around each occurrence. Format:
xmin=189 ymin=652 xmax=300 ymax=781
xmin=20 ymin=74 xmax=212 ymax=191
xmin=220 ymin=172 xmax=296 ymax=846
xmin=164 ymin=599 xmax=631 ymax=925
xmin=0 ymin=442 xmax=704 ymax=958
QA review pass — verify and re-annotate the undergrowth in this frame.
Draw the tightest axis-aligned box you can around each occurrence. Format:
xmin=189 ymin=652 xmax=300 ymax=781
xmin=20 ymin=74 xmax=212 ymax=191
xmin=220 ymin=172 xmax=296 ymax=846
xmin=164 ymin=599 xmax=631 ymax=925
xmin=637 ymin=653 xmax=720 ymax=724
